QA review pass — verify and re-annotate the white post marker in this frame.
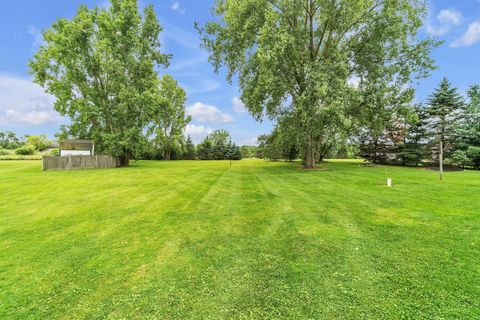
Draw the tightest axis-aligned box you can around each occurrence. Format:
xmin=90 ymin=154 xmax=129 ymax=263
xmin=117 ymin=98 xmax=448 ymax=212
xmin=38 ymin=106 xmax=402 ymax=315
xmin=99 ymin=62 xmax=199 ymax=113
xmin=387 ymin=178 xmax=392 ymax=187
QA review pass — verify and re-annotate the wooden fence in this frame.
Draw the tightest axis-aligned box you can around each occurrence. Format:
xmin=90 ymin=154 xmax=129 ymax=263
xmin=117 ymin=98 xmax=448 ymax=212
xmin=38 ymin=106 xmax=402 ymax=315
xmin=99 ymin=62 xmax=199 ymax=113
xmin=42 ymin=155 xmax=120 ymax=171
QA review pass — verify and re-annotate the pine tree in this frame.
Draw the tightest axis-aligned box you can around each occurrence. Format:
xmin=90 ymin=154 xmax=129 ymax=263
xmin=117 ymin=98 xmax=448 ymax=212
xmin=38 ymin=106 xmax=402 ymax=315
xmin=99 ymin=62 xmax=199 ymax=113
xmin=460 ymin=85 xmax=480 ymax=147
xmin=427 ymin=78 xmax=464 ymax=160
xmin=197 ymin=140 xmax=213 ymax=160
xmin=184 ymin=135 xmax=196 ymax=160
xmin=213 ymin=140 xmax=226 ymax=160
xmin=226 ymin=143 xmax=242 ymax=160
xmin=398 ymin=105 xmax=429 ymax=166
xmin=455 ymin=85 xmax=480 ymax=168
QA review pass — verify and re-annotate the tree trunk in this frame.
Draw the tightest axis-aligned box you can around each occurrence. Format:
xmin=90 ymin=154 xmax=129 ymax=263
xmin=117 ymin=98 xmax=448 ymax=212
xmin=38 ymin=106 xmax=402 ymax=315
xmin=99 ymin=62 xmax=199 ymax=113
xmin=164 ymin=149 xmax=171 ymax=160
xmin=119 ymin=152 xmax=130 ymax=167
xmin=439 ymin=140 xmax=443 ymax=181
xmin=304 ymin=134 xmax=316 ymax=169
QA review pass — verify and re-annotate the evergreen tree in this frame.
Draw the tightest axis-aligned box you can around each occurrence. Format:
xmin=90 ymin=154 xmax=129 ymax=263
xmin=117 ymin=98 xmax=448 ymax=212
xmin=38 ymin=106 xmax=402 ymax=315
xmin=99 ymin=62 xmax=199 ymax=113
xmin=184 ymin=136 xmax=196 ymax=160
xmin=357 ymin=92 xmax=408 ymax=165
xmin=459 ymin=85 xmax=480 ymax=147
xmin=196 ymin=130 xmax=237 ymax=160
xmin=398 ymin=105 xmax=429 ymax=166
xmin=213 ymin=139 xmax=226 ymax=160
xmin=197 ymin=139 xmax=213 ymax=160
xmin=454 ymin=85 xmax=480 ymax=168
xmin=427 ymin=78 xmax=464 ymax=160
xmin=226 ymin=143 xmax=242 ymax=160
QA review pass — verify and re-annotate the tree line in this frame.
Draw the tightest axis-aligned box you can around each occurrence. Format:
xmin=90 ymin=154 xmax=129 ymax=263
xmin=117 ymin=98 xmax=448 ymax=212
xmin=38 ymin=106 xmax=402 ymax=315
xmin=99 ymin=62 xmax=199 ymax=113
xmin=256 ymin=78 xmax=480 ymax=169
xmin=142 ymin=129 xmax=244 ymax=161
xmin=360 ymin=79 xmax=480 ymax=169
xmin=28 ymin=0 xmax=473 ymax=170
xmin=0 ymin=132 xmax=52 ymax=155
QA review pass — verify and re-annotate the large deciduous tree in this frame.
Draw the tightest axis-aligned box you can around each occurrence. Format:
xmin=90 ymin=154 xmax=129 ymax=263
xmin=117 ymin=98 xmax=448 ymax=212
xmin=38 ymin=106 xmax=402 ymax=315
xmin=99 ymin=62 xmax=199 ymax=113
xmin=151 ymin=74 xmax=191 ymax=160
xmin=29 ymin=0 xmax=169 ymax=166
xmin=198 ymin=0 xmax=436 ymax=168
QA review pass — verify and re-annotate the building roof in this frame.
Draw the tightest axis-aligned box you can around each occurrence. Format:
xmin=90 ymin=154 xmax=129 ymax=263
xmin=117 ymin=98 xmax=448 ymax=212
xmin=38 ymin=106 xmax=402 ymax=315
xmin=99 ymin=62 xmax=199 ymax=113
xmin=59 ymin=139 xmax=94 ymax=151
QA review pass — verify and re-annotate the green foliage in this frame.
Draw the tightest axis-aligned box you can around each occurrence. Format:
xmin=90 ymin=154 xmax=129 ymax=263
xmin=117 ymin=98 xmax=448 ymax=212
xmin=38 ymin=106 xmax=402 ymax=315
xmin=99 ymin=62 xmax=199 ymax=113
xmin=183 ymin=136 xmax=196 ymax=160
xmin=239 ymin=145 xmax=257 ymax=158
xmin=447 ymin=150 xmax=469 ymax=169
xmin=456 ymin=85 xmax=480 ymax=149
xmin=15 ymin=145 xmax=36 ymax=155
xmin=196 ymin=139 xmax=213 ymax=160
xmin=26 ymin=135 xmax=50 ymax=151
xmin=29 ymin=0 xmax=170 ymax=165
xmin=426 ymin=78 xmax=464 ymax=158
xmin=196 ymin=130 xmax=242 ymax=160
xmin=397 ymin=105 xmax=429 ymax=166
xmin=226 ymin=143 xmax=242 ymax=160
xmin=257 ymin=133 xmax=282 ymax=161
xmin=48 ymin=149 xmax=60 ymax=156
xmin=198 ymin=0 xmax=437 ymax=168
xmin=0 ymin=149 xmax=11 ymax=156
xmin=150 ymin=75 xmax=191 ymax=160
xmin=466 ymin=146 xmax=480 ymax=169
xmin=0 ymin=131 xmax=22 ymax=149
xmin=257 ymin=118 xmax=300 ymax=162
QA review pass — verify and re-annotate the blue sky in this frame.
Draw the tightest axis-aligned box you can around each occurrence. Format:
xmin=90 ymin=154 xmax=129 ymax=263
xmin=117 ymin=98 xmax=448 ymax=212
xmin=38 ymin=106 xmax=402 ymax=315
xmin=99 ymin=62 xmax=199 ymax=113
xmin=0 ymin=0 xmax=479 ymax=145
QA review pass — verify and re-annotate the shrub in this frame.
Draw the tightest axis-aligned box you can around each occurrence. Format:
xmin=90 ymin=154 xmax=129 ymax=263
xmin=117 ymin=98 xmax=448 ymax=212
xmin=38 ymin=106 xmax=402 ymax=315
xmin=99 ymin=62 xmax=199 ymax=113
xmin=48 ymin=148 xmax=60 ymax=156
xmin=15 ymin=145 xmax=35 ymax=155
xmin=466 ymin=146 xmax=480 ymax=169
xmin=0 ymin=149 xmax=11 ymax=156
xmin=26 ymin=135 xmax=50 ymax=151
xmin=447 ymin=150 xmax=469 ymax=169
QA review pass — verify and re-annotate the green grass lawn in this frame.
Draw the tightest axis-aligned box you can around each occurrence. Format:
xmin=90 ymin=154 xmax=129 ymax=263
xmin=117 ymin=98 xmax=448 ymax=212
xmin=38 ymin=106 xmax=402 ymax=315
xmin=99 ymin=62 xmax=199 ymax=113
xmin=0 ymin=159 xmax=479 ymax=319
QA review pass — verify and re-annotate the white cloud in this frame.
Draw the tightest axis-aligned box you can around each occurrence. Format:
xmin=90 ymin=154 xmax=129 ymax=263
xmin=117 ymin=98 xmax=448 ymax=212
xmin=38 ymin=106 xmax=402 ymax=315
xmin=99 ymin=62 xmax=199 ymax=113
xmin=184 ymin=124 xmax=213 ymax=143
xmin=171 ymin=1 xmax=186 ymax=14
xmin=5 ymin=109 xmax=56 ymax=126
xmin=427 ymin=8 xmax=463 ymax=36
xmin=177 ymin=74 xmax=221 ymax=94
xmin=187 ymin=102 xmax=234 ymax=124
xmin=240 ymin=136 xmax=259 ymax=146
xmin=169 ymin=55 xmax=207 ymax=72
xmin=27 ymin=26 xmax=44 ymax=47
xmin=0 ymin=74 xmax=59 ymax=126
xmin=160 ymin=22 xmax=200 ymax=50
xmin=232 ymin=97 xmax=247 ymax=113
xmin=451 ymin=21 xmax=480 ymax=48
xmin=437 ymin=9 xmax=462 ymax=26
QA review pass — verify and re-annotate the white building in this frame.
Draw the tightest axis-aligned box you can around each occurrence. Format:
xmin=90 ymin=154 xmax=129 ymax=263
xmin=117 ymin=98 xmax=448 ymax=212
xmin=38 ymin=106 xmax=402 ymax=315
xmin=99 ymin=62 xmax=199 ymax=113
xmin=59 ymin=139 xmax=94 ymax=156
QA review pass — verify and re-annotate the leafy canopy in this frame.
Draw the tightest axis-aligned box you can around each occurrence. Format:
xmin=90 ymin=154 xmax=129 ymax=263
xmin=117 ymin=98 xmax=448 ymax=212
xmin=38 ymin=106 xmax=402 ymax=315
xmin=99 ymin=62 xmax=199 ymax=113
xmin=151 ymin=74 xmax=191 ymax=160
xmin=29 ymin=0 xmax=169 ymax=163
xmin=198 ymin=0 xmax=437 ymax=167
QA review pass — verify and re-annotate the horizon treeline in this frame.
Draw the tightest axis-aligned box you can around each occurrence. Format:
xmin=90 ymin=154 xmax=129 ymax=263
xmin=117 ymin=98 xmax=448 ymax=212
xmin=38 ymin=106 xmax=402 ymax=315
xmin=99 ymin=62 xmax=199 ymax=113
xmin=257 ymin=78 xmax=480 ymax=169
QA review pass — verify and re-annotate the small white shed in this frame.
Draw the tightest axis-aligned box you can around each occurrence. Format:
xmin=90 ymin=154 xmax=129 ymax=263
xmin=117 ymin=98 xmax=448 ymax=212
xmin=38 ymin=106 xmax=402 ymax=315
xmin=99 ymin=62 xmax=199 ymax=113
xmin=59 ymin=139 xmax=94 ymax=156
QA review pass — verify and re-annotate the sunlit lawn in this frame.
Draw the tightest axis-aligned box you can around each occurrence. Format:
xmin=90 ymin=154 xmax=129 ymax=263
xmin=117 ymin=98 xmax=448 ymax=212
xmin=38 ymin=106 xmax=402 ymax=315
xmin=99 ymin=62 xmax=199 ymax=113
xmin=0 ymin=159 xmax=478 ymax=319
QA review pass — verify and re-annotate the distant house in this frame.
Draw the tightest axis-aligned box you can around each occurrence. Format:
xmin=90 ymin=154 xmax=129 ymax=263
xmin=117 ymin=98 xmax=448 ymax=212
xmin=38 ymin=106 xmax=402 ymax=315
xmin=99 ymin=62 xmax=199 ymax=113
xmin=59 ymin=139 xmax=94 ymax=156
xmin=43 ymin=142 xmax=60 ymax=154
